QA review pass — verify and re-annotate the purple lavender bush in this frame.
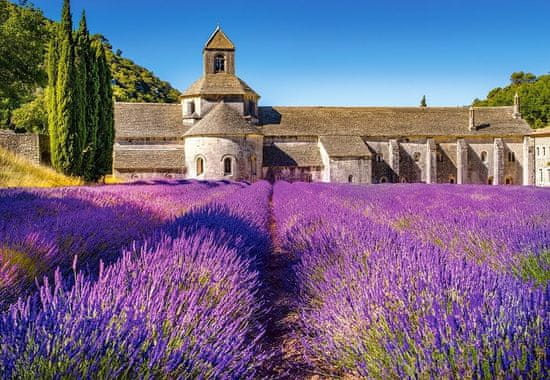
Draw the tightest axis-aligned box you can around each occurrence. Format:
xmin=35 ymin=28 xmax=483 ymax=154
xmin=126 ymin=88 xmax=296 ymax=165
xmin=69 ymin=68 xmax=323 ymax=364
xmin=0 ymin=181 xmax=272 ymax=378
xmin=273 ymin=181 xmax=549 ymax=378
xmin=0 ymin=180 xmax=241 ymax=309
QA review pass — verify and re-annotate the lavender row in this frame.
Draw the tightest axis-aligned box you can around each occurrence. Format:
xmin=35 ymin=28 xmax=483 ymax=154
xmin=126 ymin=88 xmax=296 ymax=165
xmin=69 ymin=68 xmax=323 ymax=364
xmin=0 ymin=180 xmax=241 ymax=310
xmin=273 ymin=181 xmax=549 ymax=378
xmin=0 ymin=181 xmax=272 ymax=378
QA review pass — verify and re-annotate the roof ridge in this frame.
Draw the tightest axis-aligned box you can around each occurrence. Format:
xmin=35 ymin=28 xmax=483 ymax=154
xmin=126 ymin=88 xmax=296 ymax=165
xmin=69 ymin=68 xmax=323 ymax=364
xmin=115 ymin=102 xmax=181 ymax=106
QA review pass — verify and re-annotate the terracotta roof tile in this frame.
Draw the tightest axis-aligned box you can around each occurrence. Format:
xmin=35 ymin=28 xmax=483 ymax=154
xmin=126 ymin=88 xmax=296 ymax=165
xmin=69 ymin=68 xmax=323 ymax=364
xmin=320 ymin=136 xmax=371 ymax=157
xmin=181 ymin=74 xmax=259 ymax=98
xmin=114 ymin=103 xmax=186 ymax=139
xmin=263 ymin=142 xmax=322 ymax=167
xmin=259 ymin=106 xmax=532 ymax=137
xmin=184 ymin=102 xmax=262 ymax=136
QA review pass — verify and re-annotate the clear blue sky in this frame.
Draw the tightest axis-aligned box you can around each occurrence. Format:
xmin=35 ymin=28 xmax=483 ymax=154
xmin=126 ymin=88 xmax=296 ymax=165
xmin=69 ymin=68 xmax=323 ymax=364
xmin=26 ymin=0 xmax=550 ymax=106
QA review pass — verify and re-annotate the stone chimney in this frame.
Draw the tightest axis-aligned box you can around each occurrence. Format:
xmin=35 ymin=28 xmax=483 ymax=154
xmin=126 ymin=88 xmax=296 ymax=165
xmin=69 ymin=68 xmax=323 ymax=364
xmin=469 ymin=106 xmax=475 ymax=131
xmin=513 ymin=92 xmax=521 ymax=119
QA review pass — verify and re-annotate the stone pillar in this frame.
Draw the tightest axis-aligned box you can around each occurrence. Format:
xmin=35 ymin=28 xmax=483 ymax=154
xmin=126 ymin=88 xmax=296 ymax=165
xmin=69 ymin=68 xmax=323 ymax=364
xmin=425 ymin=138 xmax=437 ymax=184
xmin=456 ymin=139 xmax=468 ymax=184
xmin=388 ymin=139 xmax=400 ymax=180
xmin=493 ymin=138 xmax=504 ymax=185
xmin=522 ymin=136 xmax=534 ymax=186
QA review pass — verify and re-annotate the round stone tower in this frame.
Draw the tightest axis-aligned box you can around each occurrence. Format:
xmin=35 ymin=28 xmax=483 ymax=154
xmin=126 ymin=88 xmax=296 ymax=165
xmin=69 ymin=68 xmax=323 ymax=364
xmin=184 ymin=102 xmax=263 ymax=181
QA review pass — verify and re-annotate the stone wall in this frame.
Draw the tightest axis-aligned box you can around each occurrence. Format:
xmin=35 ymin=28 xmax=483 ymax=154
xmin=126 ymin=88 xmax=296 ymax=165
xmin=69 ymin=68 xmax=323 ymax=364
xmin=184 ymin=135 xmax=263 ymax=181
xmin=535 ymin=135 xmax=550 ymax=187
xmin=0 ymin=130 xmax=41 ymax=164
xmin=328 ymin=157 xmax=371 ymax=183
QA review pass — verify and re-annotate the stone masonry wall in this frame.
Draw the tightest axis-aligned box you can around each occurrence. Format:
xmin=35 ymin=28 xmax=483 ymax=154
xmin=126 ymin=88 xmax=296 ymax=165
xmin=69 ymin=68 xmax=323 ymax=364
xmin=0 ymin=131 xmax=41 ymax=164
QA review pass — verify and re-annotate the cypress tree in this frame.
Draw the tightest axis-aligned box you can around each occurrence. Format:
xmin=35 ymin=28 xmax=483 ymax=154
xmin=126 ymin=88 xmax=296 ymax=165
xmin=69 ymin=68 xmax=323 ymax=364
xmin=46 ymin=31 xmax=59 ymax=168
xmin=76 ymin=11 xmax=99 ymax=181
xmin=54 ymin=0 xmax=81 ymax=175
xmin=420 ymin=95 xmax=427 ymax=107
xmin=94 ymin=40 xmax=114 ymax=179
xmin=73 ymin=11 xmax=88 ymax=175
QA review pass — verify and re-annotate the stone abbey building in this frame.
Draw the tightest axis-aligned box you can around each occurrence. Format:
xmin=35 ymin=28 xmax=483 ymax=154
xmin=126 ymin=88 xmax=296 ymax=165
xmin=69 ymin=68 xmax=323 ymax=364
xmin=113 ymin=27 xmax=544 ymax=186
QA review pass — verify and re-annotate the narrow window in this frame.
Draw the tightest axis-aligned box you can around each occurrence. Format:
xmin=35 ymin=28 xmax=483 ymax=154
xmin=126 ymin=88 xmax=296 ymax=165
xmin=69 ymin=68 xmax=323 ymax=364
xmin=413 ymin=152 xmax=421 ymax=162
xmin=214 ymin=55 xmax=225 ymax=73
xmin=400 ymin=177 xmax=407 ymax=183
xmin=505 ymin=177 xmax=513 ymax=185
xmin=437 ymin=152 xmax=443 ymax=162
xmin=224 ymin=157 xmax=232 ymax=175
xmin=348 ymin=175 xmax=354 ymax=183
xmin=537 ymin=147 xmax=540 ymax=156
xmin=449 ymin=177 xmax=455 ymax=184
xmin=186 ymin=101 xmax=195 ymax=115
xmin=196 ymin=157 xmax=204 ymax=176
xmin=544 ymin=147 xmax=547 ymax=156
xmin=540 ymin=169 xmax=544 ymax=182
xmin=379 ymin=176 xmax=388 ymax=183
xmin=488 ymin=176 xmax=493 ymax=185
xmin=376 ymin=154 xmax=383 ymax=163
xmin=507 ymin=151 xmax=516 ymax=162
xmin=250 ymin=155 xmax=257 ymax=176
xmin=547 ymin=169 xmax=550 ymax=182
xmin=481 ymin=151 xmax=488 ymax=163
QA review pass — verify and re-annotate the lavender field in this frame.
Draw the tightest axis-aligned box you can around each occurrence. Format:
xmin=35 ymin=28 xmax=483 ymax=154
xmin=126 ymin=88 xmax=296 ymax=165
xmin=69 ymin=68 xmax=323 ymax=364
xmin=0 ymin=181 xmax=548 ymax=378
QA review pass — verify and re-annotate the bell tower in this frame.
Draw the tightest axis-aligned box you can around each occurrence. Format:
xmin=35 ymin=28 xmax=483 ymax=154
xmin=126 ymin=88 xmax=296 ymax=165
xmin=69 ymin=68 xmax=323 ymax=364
xmin=203 ymin=26 xmax=235 ymax=75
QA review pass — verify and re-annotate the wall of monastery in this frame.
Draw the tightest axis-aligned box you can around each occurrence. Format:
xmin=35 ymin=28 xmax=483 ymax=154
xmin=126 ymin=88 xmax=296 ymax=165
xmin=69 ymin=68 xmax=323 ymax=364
xmin=184 ymin=135 xmax=263 ymax=181
xmin=535 ymin=135 xmax=550 ymax=186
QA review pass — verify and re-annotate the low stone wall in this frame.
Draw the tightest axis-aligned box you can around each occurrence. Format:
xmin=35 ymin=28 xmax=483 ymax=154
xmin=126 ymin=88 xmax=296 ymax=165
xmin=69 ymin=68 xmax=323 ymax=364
xmin=0 ymin=130 xmax=41 ymax=164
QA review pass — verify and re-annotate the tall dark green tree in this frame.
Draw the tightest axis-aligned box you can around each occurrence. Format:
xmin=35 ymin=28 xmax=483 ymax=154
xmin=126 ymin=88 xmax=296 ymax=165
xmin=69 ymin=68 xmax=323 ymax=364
xmin=420 ymin=95 xmax=427 ymax=107
xmin=76 ymin=11 xmax=99 ymax=181
xmin=93 ymin=39 xmax=114 ymax=179
xmin=49 ymin=0 xmax=82 ymax=175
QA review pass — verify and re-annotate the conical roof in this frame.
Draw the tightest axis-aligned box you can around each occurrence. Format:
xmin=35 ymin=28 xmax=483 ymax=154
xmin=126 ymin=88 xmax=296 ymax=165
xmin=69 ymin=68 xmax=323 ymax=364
xmin=184 ymin=102 xmax=262 ymax=137
xmin=204 ymin=26 xmax=235 ymax=50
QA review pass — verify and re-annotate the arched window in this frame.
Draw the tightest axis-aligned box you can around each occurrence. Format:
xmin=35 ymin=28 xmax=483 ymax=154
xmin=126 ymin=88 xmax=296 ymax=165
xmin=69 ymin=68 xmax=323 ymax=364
xmin=505 ymin=177 xmax=513 ymax=185
xmin=488 ymin=176 xmax=493 ymax=185
xmin=481 ymin=151 xmax=488 ymax=163
xmin=214 ymin=55 xmax=225 ymax=73
xmin=449 ymin=176 xmax=455 ymax=184
xmin=437 ymin=152 xmax=444 ymax=162
xmin=537 ymin=147 xmax=540 ymax=156
xmin=376 ymin=154 xmax=383 ymax=163
xmin=507 ymin=151 xmax=516 ymax=162
xmin=400 ymin=177 xmax=407 ymax=183
xmin=223 ymin=157 xmax=232 ymax=176
xmin=413 ymin=152 xmax=421 ymax=162
xmin=348 ymin=175 xmax=354 ymax=183
xmin=379 ymin=176 xmax=388 ymax=183
xmin=196 ymin=157 xmax=204 ymax=176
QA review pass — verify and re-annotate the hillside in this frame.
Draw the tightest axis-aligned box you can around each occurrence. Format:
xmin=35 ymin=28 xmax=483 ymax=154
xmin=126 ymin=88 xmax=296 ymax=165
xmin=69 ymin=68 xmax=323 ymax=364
xmin=0 ymin=147 xmax=82 ymax=187
xmin=474 ymin=72 xmax=550 ymax=129
xmin=0 ymin=1 xmax=181 ymax=132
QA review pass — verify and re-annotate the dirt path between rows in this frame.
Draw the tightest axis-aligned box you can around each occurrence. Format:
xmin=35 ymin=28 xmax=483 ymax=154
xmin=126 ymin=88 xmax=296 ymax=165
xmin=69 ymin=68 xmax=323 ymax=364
xmin=260 ymin=197 xmax=316 ymax=379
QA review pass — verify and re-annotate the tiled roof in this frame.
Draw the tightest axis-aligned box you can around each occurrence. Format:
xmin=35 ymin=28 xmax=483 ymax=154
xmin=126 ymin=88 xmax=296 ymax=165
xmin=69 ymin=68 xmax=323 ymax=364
xmin=204 ymin=26 xmax=235 ymax=50
xmin=263 ymin=142 xmax=322 ymax=167
xmin=114 ymin=103 xmax=185 ymax=139
xmin=531 ymin=126 xmax=550 ymax=135
xmin=320 ymin=136 xmax=371 ymax=157
xmin=181 ymin=74 xmax=259 ymax=98
xmin=113 ymin=144 xmax=185 ymax=170
xmin=259 ymin=106 xmax=532 ymax=137
xmin=184 ymin=102 xmax=262 ymax=137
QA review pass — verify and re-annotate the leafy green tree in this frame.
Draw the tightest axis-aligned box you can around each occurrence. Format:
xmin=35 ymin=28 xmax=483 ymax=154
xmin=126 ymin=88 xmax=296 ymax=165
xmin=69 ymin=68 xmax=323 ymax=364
xmin=11 ymin=90 xmax=47 ymax=133
xmin=420 ymin=95 xmax=427 ymax=107
xmin=474 ymin=72 xmax=550 ymax=129
xmin=0 ymin=0 xmax=49 ymax=126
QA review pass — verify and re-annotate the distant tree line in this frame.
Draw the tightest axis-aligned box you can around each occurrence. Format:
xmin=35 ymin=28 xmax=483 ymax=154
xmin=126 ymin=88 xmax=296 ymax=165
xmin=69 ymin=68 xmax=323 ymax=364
xmin=474 ymin=71 xmax=550 ymax=129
